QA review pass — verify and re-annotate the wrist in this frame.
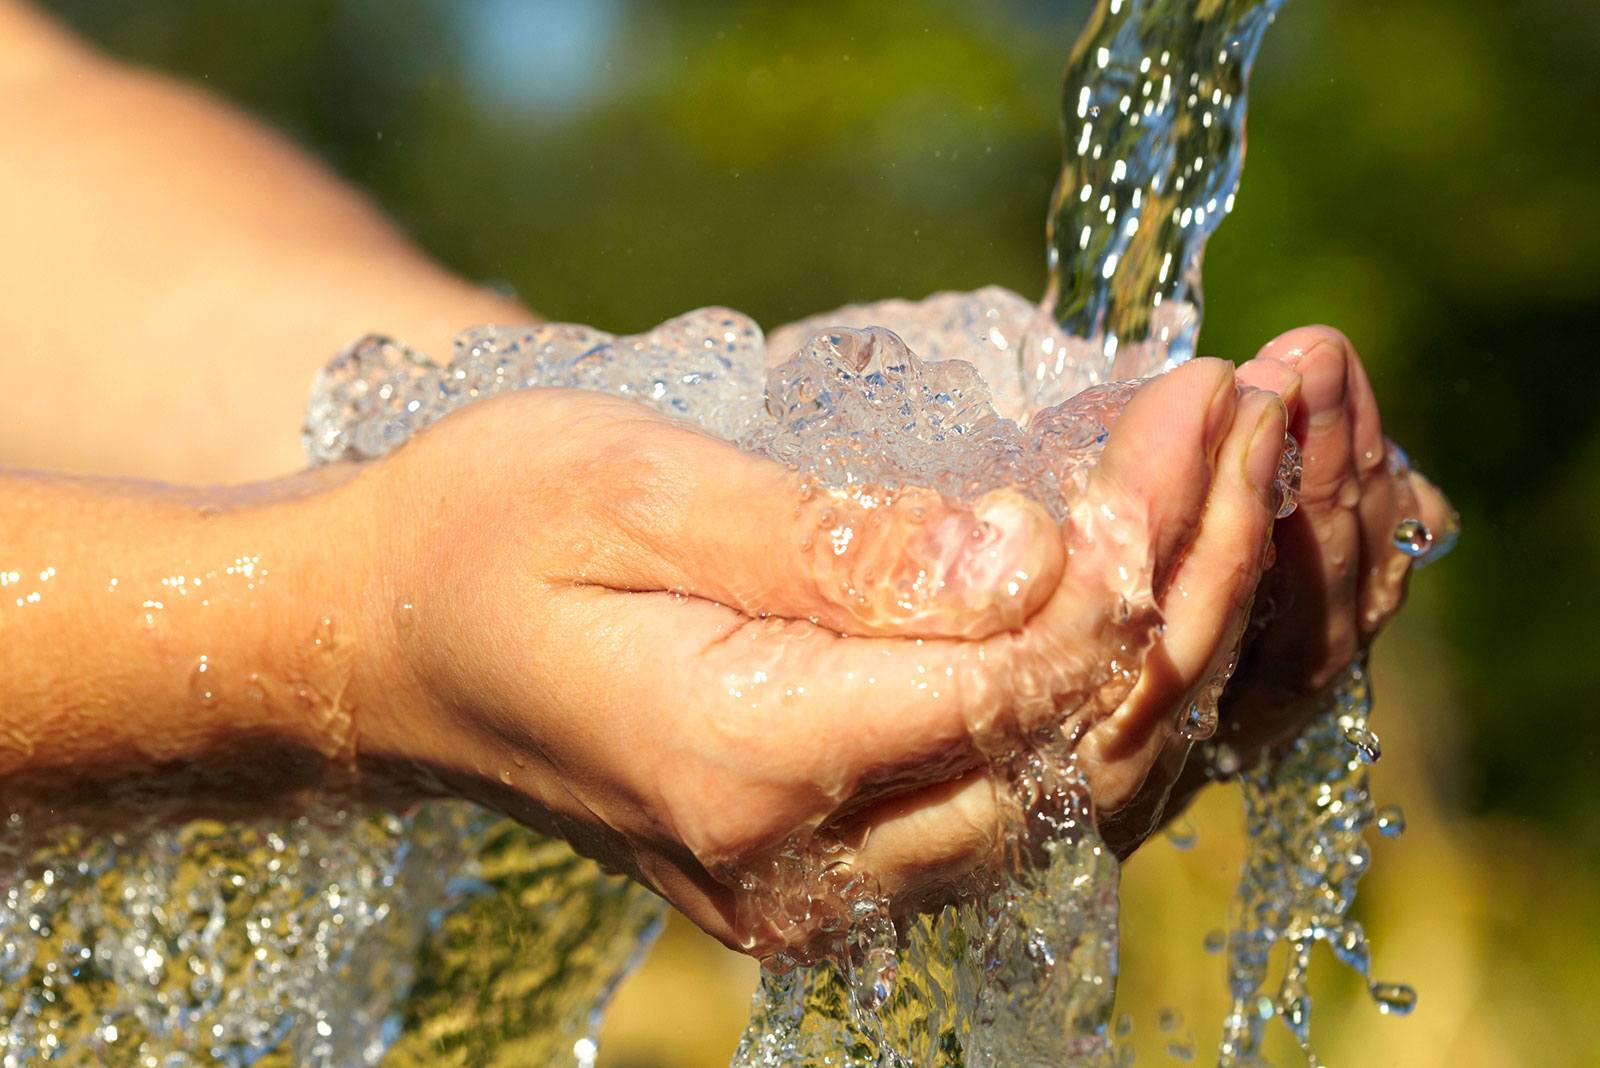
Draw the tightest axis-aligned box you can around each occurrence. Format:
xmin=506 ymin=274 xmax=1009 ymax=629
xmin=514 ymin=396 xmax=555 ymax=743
xmin=0 ymin=466 xmax=387 ymax=815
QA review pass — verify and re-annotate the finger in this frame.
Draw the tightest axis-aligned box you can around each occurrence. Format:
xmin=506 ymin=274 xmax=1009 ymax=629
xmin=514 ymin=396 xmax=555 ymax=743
xmin=1409 ymin=469 xmax=1459 ymax=560
xmin=743 ymin=360 xmax=1244 ymax=785
xmin=1078 ymin=389 xmax=1286 ymax=808
xmin=1235 ymin=355 xmax=1305 ymax=427
xmin=842 ymin=768 xmax=1004 ymax=910
xmin=1251 ymin=327 xmax=1363 ymax=684
xmin=1343 ymin=353 xmax=1407 ymax=636
xmin=568 ymin=398 xmax=1065 ymax=640
xmin=1081 ymin=357 xmax=1238 ymax=595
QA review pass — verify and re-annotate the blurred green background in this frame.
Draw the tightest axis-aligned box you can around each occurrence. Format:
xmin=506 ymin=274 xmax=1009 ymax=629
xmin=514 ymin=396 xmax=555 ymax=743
xmin=39 ymin=0 xmax=1600 ymax=1063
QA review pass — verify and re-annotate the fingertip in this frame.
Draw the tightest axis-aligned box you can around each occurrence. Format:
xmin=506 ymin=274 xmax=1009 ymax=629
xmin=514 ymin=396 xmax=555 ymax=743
xmin=1236 ymin=356 xmax=1304 ymax=427
xmin=963 ymin=490 xmax=1066 ymax=630
xmin=1192 ymin=357 xmax=1241 ymax=454
xmin=806 ymin=486 xmax=1065 ymax=640
xmin=1408 ymin=470 xmax=1460 ymax=564
xmin=1255 ymin=324 xmax=1353 ymax=366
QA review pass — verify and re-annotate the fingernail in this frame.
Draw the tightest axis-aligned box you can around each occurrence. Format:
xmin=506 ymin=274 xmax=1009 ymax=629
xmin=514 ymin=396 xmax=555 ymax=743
xmin=1204 ymin=366 xmax=1239 ymax=450
xmin=1246 ymin=396 xmax=1289 ymax=505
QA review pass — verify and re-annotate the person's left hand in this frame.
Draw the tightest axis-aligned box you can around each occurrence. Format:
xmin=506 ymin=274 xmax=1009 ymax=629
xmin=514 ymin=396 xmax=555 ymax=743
xmin=1100 ymin=326 xmax=1457 ymax=853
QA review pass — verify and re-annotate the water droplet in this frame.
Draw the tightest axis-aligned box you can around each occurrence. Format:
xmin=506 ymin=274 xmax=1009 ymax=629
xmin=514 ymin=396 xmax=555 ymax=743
xmin=312 ymin=615 xmax=337 ymax=650
xmin=1164 ymin=819 xmax=1197 ymax=851
xmin=1274 ymin=435 xmax=1302 ymax=518
xmin=1375 ymin=804 xmax=1406 ymax=838
xmin=1167 ymin=1038 xmax=1196 ymax=1061
xmin=393 ymin=598 xmax=416 ymax=630
xmin=1370 ymin=981 xmax=1417 ymax=1016
xmin=1204 ymin=929 xmax=1226 ymax=954
xmin=189 ymin=656 xmax=219 ymax=705
xmin=1158 ymin=1006 xmax=1183 ymax=1031
xmin=1115 ymin=1012 xmax=1133 ymax=1037
xmin=1343 ymin=724 xmax=1382 ymax=764
xmin=1179 ymin=699 xmax=1217 ymax=741
xmin=1391 ymin=517 xmax=1432 ymax=558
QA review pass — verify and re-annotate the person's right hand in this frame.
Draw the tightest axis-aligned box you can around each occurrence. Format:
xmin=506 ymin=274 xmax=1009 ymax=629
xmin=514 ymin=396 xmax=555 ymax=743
xmin=332 ymin=358 xmax=1286 ymax=955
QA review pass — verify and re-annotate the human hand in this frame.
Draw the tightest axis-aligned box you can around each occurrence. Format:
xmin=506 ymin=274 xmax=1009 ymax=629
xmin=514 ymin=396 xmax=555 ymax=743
xmin=1107 ymin=326 xmax=1459 ymax=850
xmin=335 ymin=358 xmax=1286 ymax=954
xmin=1102 ymin=327 xmax=1458 ymax=850
xmin=1217 ymin=327 xmax=1456 ymax=760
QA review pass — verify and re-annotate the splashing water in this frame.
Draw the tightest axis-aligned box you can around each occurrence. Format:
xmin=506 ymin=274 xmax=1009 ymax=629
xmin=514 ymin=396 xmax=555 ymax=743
xmin=0 ymin=799 xmax=663 ymax=1066
xmin=1218 ymin=661 xmax=1418 ymax=1067
xmin=0 ymin=1 xmax=1449 ymax=1065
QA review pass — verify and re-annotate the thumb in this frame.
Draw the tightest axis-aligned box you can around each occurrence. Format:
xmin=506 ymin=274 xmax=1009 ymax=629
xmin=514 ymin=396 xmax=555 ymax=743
xmin=590 ymin=418 xmax=1064 ymax=640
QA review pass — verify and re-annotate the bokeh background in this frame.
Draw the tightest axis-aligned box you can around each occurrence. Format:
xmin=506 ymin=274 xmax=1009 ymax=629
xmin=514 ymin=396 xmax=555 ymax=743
xmin=38 ymin=0 xmax=1600 ymax=1064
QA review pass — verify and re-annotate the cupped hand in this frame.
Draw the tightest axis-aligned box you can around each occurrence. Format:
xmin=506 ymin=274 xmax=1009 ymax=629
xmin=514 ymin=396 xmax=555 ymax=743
xmin=338 ymin=359 xmax=1284 ymax=954
xmin=1215 ymin=326 xmax=1456 ymax=760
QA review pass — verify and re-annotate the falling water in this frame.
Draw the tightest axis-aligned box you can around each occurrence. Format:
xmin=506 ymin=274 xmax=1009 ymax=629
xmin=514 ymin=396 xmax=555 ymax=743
xmin=1039 ymin=0 xmax=1290 ymax=386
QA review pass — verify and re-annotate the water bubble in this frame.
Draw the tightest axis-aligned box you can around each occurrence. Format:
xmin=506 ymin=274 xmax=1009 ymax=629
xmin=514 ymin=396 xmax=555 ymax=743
xmin=189 ymin=656 xmax=219 ymax=705
xmin=1342 ymin=724 xmax=1382 ymax=764
xmin=1391 ymin=517 xmax=1432 ymax=558
xmin=1179 ymin=698 xmax=1218 ymax=741
xmin=1275 ymin=435 xmax=1303 ymax=519
xmin=1375 ymin=804 xmax=1406 ymax=839
xmin=1370 ymin=982 xmax=1417 ymax=1016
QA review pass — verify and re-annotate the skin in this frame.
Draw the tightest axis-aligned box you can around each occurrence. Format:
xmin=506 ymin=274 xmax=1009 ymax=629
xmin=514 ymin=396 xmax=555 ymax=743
xmin=0 ymin=0 xmax=1451 ymax=956
xmin=1102 ymin=331 xmax=1457 ymax=847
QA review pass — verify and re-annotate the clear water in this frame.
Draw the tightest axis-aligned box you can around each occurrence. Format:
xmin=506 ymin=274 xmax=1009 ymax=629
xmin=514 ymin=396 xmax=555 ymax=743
xmin=1040 ymin=0 xmax=1290 ymax=386
xmin=0 ymin=0 xmax=1447 ymax=1064
xmin=1216 ymin=661 xmax=1418 ymax=1068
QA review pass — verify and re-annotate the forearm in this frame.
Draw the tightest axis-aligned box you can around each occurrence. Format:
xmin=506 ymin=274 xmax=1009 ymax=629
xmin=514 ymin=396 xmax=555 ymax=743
xmin=0 ymin=465 xmax=384 ymax=814
xmin=0 ymin=1 xmax=530 ymax=483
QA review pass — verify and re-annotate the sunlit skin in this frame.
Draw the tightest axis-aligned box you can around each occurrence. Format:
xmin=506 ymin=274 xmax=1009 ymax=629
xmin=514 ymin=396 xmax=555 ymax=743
xmin=1102 ymin=329 xmax=1457 ymax=847
xmin=0 ymin=0 xmax=1450 ymax=956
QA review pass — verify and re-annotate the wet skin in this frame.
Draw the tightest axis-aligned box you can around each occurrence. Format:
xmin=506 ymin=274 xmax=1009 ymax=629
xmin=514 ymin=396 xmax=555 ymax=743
xmin=340 ymin=357 xmax=1290 ymax=953
xmin=344 ymin=327 xmax=1451 ymax=954
xmin=1101 ymin=327 xmax=1457 ymax=852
